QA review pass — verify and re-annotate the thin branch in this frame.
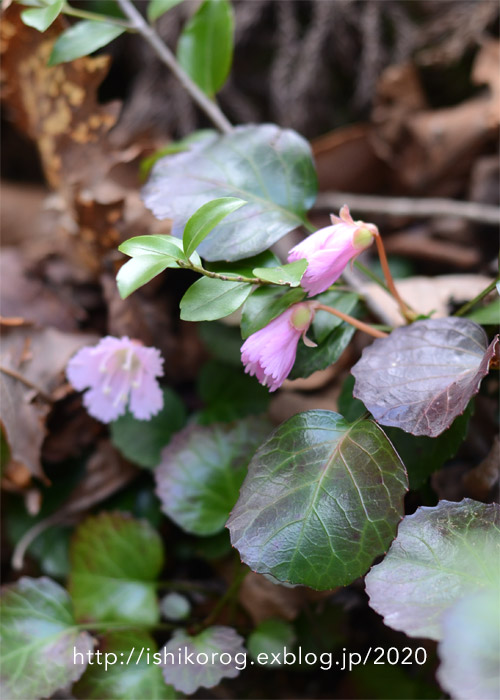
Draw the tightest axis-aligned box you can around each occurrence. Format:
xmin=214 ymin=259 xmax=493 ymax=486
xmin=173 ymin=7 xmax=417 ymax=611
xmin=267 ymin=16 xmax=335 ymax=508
xmin=314 ymin=303 xmax=388 ymax=339
xmin=0 ymin=365 xmax=53 ymax=402
xmin=116 ymin=0 xmax=233 ymax=134
xmin=315 ymin=192 xmax=500 ymax=226
xmin=454 ymin=278 xmax=499 ymax=317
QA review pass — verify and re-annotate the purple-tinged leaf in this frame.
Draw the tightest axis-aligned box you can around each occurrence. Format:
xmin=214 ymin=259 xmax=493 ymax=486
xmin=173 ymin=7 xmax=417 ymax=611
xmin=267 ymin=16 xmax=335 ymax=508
xmin=365 ymin=499 xmax=500 ymax=640
xmin=0 ymin=577 xmax=93 ymax=700
xmin=142 ymin=124 xmax=317 ymax=261
xmin=161 ymin=626 xmax=246 ymax=694
xmin=437 ymin=590 xmax=500 ymax=700
xmin=351 ymin=318 xmax=498 ymax=437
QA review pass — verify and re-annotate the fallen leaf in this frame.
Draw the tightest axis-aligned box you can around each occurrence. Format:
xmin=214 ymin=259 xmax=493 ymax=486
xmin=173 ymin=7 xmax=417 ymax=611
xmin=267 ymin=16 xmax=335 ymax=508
xmin=0 ymin=327 xmax=97 ymax=481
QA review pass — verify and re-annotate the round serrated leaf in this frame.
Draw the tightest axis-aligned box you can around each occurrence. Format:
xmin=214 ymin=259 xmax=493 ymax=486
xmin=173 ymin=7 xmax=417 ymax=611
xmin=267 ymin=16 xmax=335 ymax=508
xmin=0 ymin=577 xmax=93 ymax=700
xmin=161 ymin=626 xmax=245 ymax=694
xmin=74 ymin=631 xmax=177 ymax=699
xmin=352 ymin=318 xmax=499 ymax=437
xmin=365 ymin=499 xmax=500 ymax=640
xmin=247 ymin=619 xmax=296 ymax=665
xmin=155 ymin=417 xmax=271 ymax=535
xmin=227 ymin=410 xmax=408 ymax=589
xmin=111 ymin=388 xmax=187 ymax=468
xmin=142 ymin=124 xmax=317 ymax=261
xmin=69 ymin=512 xmax=164 ymax=625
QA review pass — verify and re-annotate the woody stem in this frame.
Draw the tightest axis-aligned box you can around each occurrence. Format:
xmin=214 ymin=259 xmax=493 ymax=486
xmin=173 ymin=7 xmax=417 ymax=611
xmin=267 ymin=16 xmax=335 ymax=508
xmin=314 ymin=304 xmax=388 ymax=339
xmin=373 ymin=233 xmax=415 ymax=322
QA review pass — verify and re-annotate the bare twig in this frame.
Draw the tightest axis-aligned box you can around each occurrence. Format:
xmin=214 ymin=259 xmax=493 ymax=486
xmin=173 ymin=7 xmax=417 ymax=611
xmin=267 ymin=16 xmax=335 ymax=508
xmin=315 ymin=193 xmax=500 ymax=225
xmin=0 ymin=365 xmax=53 ymax=402
xmin=116 ymin=0 xmax=233 ymax=134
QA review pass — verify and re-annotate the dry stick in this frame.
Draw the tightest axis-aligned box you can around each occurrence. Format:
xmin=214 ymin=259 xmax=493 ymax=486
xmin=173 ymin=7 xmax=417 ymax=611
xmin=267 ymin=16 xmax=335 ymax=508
xmin=117 ymin=0 xmax=233 ymax=134
xmin=315 ymin=192 xmax=500 ymax=226
xmin=0 ymin=365 xmax=53 ymax=402
xmin=373 ymin=233 xmax=415 ymax=322
xmin=314 ymin=304 xmax=387 ymax=339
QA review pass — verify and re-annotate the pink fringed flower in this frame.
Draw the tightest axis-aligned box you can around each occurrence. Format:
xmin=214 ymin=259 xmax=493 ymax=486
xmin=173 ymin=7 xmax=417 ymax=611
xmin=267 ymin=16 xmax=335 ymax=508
xmin=66 ymin=336 xmax=164 ymax=423
xmin=287 ymin=205 xmax=377 ymax=297
xmin=241 ymin=303 xmax=316 ymax=392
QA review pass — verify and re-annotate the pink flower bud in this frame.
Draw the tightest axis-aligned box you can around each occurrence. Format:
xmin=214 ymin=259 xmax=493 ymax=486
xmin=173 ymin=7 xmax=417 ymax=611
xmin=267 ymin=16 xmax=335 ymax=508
xmin=66 ymin=336 xmax=164 ymax=423
xmin=287 ymin=205 xmax=377 ymax=297
xmin=241 ymin=302 xmax=316 ymax=392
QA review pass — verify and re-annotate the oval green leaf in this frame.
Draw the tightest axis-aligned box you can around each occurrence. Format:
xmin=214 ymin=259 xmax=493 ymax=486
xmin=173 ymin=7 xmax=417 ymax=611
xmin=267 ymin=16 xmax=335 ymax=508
xmin=21 ymin=0 xmax=64 ymax=32
xmin=177 ymin=0 xmax=234 ymax=96
xmin=365 ymin=499 xmax=500 ymax=640
xmin=69 ymin=512 xmax=164 ymax=625
xmin=227 ymin=410 xmax=408 ymax=589
xmin=147 ymin=0 xmax=184 ymax=22
xmin=49 ymin=20 xmax=125 ymax=65
xmin=241 ymin=286 xmax=306 ymax=339
xmin=183 ymin=197 xmax=247 ymax=259
xmin=253 ymin=259 xmax=308 ymax=287
xmin=0 ymin=577 xmax=93 ymax=700
xmin=180 ymin=276 xmax=253 ymax=321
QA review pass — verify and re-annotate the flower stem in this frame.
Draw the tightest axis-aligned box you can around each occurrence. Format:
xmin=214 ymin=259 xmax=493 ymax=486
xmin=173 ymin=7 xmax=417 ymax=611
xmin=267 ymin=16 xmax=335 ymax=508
xmin=454 ymin=278 xmax=499 ymax=317
xmin=373 ymin=233 xmax=415 ymax=322
xmin=196 ymin=566 xmax=248 ymax=632
xmin=116 ymin=0 xmax=233 ymax=134
xmin=314 ymin=304 xmax=388 ymax=339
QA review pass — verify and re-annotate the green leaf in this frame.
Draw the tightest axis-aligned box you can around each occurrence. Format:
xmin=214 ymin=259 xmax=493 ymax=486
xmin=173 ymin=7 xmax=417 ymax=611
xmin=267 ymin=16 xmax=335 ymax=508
xmin=147 ymin=0 xmax=184 ymax=23
xmin=140 ymin=130 xmax=216 ymax=180
xmin=198 ymin=321 xmax=243 ymax=366
xmin=49 ymin=20 xmax=125 ymax=65
xmin=21 ymin=0 xmax=63 ymax=32
xmin=142 ymin=124 xmax=318 ymax=261
xmin=437 ymin=590 xmax=500 ymax=700
xmin=197 ymin=359 xmax=270 ymax=423
xmin=465 ymin=296 xmax=500 ymax=325
xmin=241 ymin=286 xmax=306 ymax=339
xmin=227 ymin=410 xmax=408 ymax=589
xmin=180 ymin=276 xmax=253 ymax=321
xmin=247 ymin=619 xmax=296 ymax=665
xmin=289 ymin=290 xmax=360 ymax=379
xmin=111 ymin=388 xmax=187 ymax=468
xmin=118 ymin=234 xmax=188 ymax=260
xmin=206 ymin=250 xmax=280 ymax=278
xmin=155 ymin=417 xmax=271 ymax=535
xmin=183 ymin=197 xmax=247 ymax=259
xmin=161 ymin=626 xmax=246 ymax=694
xmin=0 ymin=577 xmax=93 ymax=700
xmin=339 ymin=375 xmax=472 ymax=488
xmin=69 ymin=512 xmax=164 ymax=625
xmin=365 ymin=499 xmax=500 ymax=640
xmin=117 ymin=235 xmax=197 ymax=299
xmin=177 ymin=0 xmax=234 ymax=96
xmin=253 ymin=259 xmax=308 ymax=287
xmin=74 ymin=631 xmax=177 ymax=699
xmin=117 ymin=255 xmax=174 ymax=299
